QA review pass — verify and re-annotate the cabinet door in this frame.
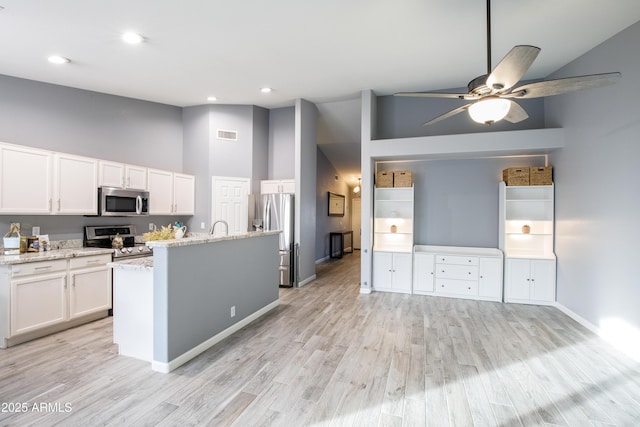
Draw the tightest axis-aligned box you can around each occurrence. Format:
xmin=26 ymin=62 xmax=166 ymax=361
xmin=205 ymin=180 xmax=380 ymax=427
xmin=373 ymin=252 xmax=393 ymax=290
xmin=260 ymin=180 xmax=281 ymax=194
xmin=530 ymin=259 xmax=556 ymax=303
xmin=69 ymin=267 xmax=111 ymax=319
xmin=125 ymin=165 xmax=147 ymax=190
xmin=147 ymin=169 xmax=174 ymax=215
xmin=280 ymin=179 xmax=296 ymax=193
xmin=505 ymin=258 xmax=531 ymax=301
xmin=0 ymin=144 xmax=52 ymax=214
xmin=392 ymin=253 xmax=413 ymax=293
xmin=54 ymin=153 xmax=98 ymax=214
xmin=413 ymin=253 xmax=435 ymax=293
xmin=11 ymin=273 xmax=67 ymax=336
xmin=478 ymin=257 xmax=503 ymax=299
xmin=173 ymin=173 xmax=195 ymax=215
xmin=99 ymin=160 xmax=125 ymax=188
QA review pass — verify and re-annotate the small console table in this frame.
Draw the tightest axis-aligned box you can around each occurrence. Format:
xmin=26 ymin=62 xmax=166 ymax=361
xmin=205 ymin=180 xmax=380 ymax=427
xmin=329 ymin=230 xmax=354 ymax=259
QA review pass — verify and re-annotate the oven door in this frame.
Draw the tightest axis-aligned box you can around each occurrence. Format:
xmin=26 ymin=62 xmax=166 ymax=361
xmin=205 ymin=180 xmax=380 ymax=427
xmin=99 ymin=187 xmax=149 ymax=216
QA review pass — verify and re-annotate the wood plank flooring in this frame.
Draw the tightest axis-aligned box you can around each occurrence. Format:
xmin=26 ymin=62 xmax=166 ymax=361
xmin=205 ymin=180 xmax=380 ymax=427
xmin=1 ymin=251 xmax=640 ymax=426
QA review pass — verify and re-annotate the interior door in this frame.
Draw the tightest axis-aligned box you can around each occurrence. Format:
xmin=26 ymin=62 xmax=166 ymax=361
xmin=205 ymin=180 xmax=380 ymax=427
xmin=351 ymin=198 xmax=361 ymax=250
xmin=212 ymin=176 xmax=250 ymax=235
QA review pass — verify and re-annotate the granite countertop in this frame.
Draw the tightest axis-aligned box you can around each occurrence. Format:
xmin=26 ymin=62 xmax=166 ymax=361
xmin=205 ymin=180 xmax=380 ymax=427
xmin=0 ymin=247 xmax=114 ymax=265
xmin=144 ymin=230 xmax=281 ymax=249
xmin=108 ymin=257 xmax=153 ymax=271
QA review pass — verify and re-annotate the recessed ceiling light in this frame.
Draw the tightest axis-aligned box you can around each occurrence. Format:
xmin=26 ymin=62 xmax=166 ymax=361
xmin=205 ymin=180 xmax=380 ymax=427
xmin=122 ymin=32 xmax=144 ymax=44
xmin=207 ymin=96 xmax=217 ymax=102
xmin=48 ymin=56 xmax=70 ymax=64
xmin=260 ymin=87 xmax=272 ymax=93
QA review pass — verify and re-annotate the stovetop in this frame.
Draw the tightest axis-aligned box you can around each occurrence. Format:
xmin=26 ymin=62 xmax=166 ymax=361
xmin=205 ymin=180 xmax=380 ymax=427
xmin=112 ymin=244 xmax=153 ymax=259
xmin=84 ymin=224 xmax=152 ymax=259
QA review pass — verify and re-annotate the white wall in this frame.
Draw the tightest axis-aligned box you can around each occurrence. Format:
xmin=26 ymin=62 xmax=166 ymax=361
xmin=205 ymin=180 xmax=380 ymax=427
xmin=547 ymin=20 xmax=640 ymax=349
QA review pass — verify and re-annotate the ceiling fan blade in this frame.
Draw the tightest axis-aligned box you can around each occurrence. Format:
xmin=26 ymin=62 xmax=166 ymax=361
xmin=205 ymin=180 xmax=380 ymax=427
xmin=508 ymin=72 xmax=622 ymax=98
xmin=486 ymin=45 xmax=541 ymax=91
xmin=503 ymin=100 xmax=528 ymax=123
xmin=395 ymin=91 xmax=478 ymax=100
xmin=423 ymin=104 xmax=471 ymax=126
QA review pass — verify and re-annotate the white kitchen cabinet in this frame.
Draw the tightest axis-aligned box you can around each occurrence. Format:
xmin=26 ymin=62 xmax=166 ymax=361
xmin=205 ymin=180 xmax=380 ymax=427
xmin=260 ymin=179 xmax=295 ymax=194
xmin=373 ymin=251 xmax=412 ymax=294
xmin=69 ymin=255 xmax=112 ymax=319
xmin=53 ymin=153 xmax=98 ymax=214
xmin=414 ymin=245 xmax=503 ymax=301
xmin=413 ymin=252 xmax=435 ymax=294
xmin=173 ymin=173 xmax=195 ymax=215
xmin=9 ymin=260 xmax=68 ymax=336
xmin=148 ymin=168 xmax=195 ymax=215
xmin=99 ymin=161 xmax=147 ymax=190
xmin=0 ymin=143 xmax=52 ymax=214
xmin=505 ymin=258 xmax=556 ymax=305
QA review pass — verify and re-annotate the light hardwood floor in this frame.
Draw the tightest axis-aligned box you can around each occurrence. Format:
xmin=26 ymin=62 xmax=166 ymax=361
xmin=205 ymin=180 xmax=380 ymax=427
xmin=1 ymin=251 xmax=640 ymax=426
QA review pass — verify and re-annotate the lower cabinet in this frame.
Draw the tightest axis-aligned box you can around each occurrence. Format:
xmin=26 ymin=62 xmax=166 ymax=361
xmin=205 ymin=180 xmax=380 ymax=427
xmin=413 ymin=246 xmax=503 ymax=302
xmin=373 ymin=251 xmax=412 ymax=293
xmin=1 ymin=254 xmax=112 ymax=348
xmin=504 ymin=258 xmax=556 ymax=305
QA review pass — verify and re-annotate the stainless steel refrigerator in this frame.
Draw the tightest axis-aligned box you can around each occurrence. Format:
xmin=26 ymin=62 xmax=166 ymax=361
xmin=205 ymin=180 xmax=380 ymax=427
xmin=262 ymin=193 xmax=297 ymax=287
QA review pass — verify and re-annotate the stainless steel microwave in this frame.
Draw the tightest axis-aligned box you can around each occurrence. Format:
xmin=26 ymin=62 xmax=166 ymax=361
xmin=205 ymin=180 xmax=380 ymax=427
xmin=98 ymin=187 xmax=149 ymax=216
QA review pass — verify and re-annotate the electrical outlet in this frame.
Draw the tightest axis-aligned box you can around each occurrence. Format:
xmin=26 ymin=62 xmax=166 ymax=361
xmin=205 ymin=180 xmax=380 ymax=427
xmin=201 ymin=222 xmax=205 ymax=229
xmin=149 ymin=223 xmax=154 ymax=231
xmin=32 ymin=226 xmax=40 ymax=236
xmin=230 ymin=306 xmax=236 ymax=317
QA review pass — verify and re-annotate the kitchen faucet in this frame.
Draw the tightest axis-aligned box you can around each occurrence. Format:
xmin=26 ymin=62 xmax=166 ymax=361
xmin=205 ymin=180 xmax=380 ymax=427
xmin=209 ymin=220 xmax=229 ymax=236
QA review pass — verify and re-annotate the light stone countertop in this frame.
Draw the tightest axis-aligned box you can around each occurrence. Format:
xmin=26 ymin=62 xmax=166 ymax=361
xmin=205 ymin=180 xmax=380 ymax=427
xmin=0 ymin=247 xmax=114 ymax=265
xmin=108 ymin=257 xmax=153 ymax=271
xmin=144 ymin=230 xmax=281 ymax=249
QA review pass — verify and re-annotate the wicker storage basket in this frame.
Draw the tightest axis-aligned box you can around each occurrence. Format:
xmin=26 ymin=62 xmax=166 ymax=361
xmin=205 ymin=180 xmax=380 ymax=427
xmin=393 ymin=170 xmax=413 ymax=187
xmin=530 ymin=166 xmax=553 ymax=185
xmin=502 ymin=167 xmax=530 ymax=186
xmin=376 ymin=171 xmax=393 ymax=188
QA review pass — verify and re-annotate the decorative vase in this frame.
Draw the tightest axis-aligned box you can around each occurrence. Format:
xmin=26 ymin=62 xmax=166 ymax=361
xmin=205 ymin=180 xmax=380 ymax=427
xmin=390 ymin=225 xmax=398 ymax=233
xmin=521 ymin=224 xmax=531 ymax=234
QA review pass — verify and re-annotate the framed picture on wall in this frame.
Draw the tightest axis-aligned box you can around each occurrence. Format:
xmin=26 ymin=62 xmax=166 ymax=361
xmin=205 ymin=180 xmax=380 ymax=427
xmin=328 ymin=192 xmax=345 ymax=216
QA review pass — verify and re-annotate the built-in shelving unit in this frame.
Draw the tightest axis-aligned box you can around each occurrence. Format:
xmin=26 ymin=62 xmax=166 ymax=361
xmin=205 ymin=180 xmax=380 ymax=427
xmin=499 ymin=182 xmax=556 ymax=305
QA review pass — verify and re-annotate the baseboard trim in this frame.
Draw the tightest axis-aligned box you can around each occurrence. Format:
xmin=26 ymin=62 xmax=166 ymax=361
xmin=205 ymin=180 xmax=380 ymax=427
xmin=298 ymin=274 xmax=316 ymax=287
xmin=152 ymin=299 xmax=280 ymax=373
xmin=315 ymin=256 xmax=329 ymax=264
xmin=553 ymin=302 xmax=600 ymax=335
xmin=359 ymin=287 xmax=372 ymax=294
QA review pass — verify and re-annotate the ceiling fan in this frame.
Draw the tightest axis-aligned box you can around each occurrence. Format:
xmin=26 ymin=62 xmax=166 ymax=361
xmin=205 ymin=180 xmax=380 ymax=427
xmin=395 ymin=0 xmax=621 ymax=126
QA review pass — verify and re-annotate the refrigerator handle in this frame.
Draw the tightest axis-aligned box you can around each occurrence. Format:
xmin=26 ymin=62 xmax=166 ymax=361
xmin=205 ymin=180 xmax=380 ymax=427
xmin=263 ymin=197 xmax=271 ymax=231
xmin=294 ymin=243 xmax=299 ymax=287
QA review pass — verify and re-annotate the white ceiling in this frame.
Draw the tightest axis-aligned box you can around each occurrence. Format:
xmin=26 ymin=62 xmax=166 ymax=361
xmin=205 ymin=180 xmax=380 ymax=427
xmin=2 ymin=1 xmax=640 ymax=184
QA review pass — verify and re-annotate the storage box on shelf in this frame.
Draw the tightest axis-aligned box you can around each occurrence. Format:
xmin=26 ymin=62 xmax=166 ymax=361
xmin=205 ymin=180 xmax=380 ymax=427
xmin=373 ymin=186 xmax=414 ymax=293
xmin=498 ymin=181 xmax=556 ymax=305
xmin=375 ymin=171 xmax=393 ymax=188
xmin=502 ymin=167 xmax=530 ymax=186
xmin=393 ymin=170 xmax=413 ymax=187
xmin=530 ymin=166 xmax=553 ymax=185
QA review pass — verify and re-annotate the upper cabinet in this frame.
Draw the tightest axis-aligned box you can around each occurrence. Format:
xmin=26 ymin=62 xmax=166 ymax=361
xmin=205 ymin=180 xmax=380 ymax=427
xmin=0 ymin=143 xmax=53 ymax=214
xmin=148 ymin=169 xmax=195 ymax=216
xmin=98 ymin=161 xmax=147 ymax=190
xmin=261 ymin=179 xmax=295 ymax=194
xmin=53 ymin=153 xmax=98 ymax=215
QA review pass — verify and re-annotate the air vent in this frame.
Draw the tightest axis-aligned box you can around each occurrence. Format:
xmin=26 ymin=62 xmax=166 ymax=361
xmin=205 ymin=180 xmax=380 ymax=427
xmin=217 ymin=129 xmax=238 ymax=141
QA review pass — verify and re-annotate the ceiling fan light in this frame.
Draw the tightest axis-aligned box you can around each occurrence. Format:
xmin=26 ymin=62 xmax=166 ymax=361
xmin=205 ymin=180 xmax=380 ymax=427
xmin=468 ymin=97 xmax=511 ymax=124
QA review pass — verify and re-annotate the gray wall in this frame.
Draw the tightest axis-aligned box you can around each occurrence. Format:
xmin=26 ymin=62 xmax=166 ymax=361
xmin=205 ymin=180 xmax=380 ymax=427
xmin=547 ymin=21 xmax=640 ymax=334
xmin=0 ymin=74 xmax=183 ymax=240
xmin=316 ymin=148 xmax=350 ymax=261
xmin=295 ymin=99 xmax=317 ymax=284
xmin=182 ymin=105 xmax=211 ymax=232
xmin=377 ymin=157 xmax=545 ymax=248
xmin=376 ymin=87 xmax=545 ymax=139
xmin=252 ymin=106 xmax=270 ymax=195
xmin=268 ymin=107 xmax=295 ymax=179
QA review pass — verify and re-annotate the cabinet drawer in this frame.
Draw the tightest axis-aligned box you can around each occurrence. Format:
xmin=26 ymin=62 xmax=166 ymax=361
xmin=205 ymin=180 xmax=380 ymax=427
xmin=436 ymin=279 xmax=478 ymax=296
xmin=69 ymin=254 xmax=111 ymax=270
xmin=435 ymin=264 xmax=478 ymax=280
xmin=436 ymin=255 xmax=479 ymax=266
xmin=11 ymin=259 xmax=67 ymax=277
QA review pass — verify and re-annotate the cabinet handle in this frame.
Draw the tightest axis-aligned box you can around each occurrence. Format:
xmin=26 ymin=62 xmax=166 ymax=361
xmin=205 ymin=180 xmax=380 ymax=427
xmin=430 ymin=272 xmax=433 ymax=275
xmin=441 ymin=284 xmax=444 ymax=288
xmin=468 ymin=287 xmax=471 ymax=290
xmin=34 ymin=265 xmax=52 ymax=270
xmin=72 ymin=276 xmax=75 ymax=287
xmin=49 ymin=198 xmax=52 ymax=211
xmin=127 ymin=176 xmax=131 ymax=187
xmin=57 ymin=199 xmax=61 ymax=211
xmin=86 ymin=259 xmax=101 ymax=264
xmin=480 ymin=275 xmax=483 ymax=279
xmin=64 ymin=277 xmax=67 ymax=289
xmin=526 ymin=278 xmax=530 ymax=281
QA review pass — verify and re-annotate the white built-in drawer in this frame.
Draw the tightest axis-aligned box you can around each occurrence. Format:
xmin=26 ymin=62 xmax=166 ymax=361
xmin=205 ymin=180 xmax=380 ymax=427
xmin=436 ymin=264 xmax=479 ymax=280
xmin=436 ymin=254 xmax=479 ymax=266
xmin=69 ymin=254 xmax=111 ymax=270
xmin=11 ymin=259 xmax=67 ymax=277
xmin=436 ymin=279 xmax=478 ymax=296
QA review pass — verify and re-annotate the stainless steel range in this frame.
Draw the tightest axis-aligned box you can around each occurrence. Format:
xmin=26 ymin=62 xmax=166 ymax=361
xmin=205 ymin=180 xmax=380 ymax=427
xmin=83 ymin=225 xmax=152 ymax=259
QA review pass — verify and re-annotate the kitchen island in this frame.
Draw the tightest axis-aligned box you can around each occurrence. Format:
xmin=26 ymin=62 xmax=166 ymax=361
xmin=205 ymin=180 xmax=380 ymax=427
xmin=109 ymin=231 xmax=280 ymax=373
